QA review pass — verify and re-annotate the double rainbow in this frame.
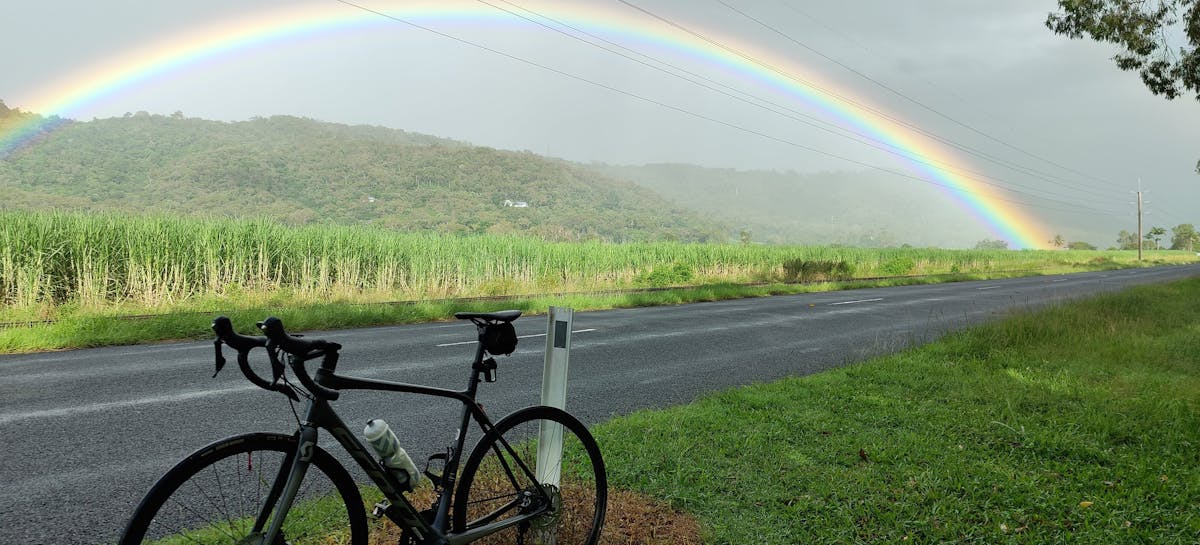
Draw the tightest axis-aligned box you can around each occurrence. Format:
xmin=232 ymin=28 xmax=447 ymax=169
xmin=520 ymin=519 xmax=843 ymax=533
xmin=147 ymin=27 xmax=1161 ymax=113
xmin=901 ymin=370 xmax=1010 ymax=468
xmin=0 ymin=1 xmax=1048 ymax=248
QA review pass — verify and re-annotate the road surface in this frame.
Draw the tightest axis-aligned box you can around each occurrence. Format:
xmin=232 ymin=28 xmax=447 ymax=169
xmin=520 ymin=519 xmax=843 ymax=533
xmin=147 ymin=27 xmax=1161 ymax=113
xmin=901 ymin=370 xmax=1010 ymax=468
xmin=2 ymin=265 xmax=1197 ymax=544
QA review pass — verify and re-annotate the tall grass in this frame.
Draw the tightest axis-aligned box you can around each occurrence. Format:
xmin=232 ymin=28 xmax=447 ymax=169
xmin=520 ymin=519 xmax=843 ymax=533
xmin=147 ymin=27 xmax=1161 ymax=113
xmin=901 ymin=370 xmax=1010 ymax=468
xmin=1 ymin=210 xmax=1193 ymax=322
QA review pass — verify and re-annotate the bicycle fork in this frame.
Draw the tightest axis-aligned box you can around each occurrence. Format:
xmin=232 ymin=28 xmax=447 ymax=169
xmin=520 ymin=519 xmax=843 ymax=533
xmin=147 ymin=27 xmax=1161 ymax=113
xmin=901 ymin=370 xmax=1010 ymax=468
xmin=251 ymin=425 xmax=319 ymax=544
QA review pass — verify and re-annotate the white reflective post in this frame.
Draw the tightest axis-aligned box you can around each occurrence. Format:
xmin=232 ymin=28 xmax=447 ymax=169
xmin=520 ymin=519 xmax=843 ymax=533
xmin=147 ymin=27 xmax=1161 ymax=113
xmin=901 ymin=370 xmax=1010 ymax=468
xmin=536 ymin=306 xmax=572 ymax=487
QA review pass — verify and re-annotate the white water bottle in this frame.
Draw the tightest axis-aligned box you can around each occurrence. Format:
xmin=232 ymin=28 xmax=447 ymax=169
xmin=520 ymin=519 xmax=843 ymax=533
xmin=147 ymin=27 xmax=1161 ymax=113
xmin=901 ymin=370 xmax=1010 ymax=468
xmin=364 ymin=419 xmax=420 ymax=489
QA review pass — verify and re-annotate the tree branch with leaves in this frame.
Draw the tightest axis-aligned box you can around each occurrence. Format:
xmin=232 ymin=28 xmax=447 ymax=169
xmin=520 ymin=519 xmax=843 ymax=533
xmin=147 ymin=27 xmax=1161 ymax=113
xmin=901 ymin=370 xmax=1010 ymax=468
xmin=1046 ymin=0 xmax=1200 ymax=101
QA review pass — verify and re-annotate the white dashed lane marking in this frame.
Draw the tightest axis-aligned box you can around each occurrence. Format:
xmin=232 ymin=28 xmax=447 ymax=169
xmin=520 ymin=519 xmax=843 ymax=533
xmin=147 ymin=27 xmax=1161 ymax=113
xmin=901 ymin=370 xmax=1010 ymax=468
xmin=829 ymin=298 xmax=883 ymax=306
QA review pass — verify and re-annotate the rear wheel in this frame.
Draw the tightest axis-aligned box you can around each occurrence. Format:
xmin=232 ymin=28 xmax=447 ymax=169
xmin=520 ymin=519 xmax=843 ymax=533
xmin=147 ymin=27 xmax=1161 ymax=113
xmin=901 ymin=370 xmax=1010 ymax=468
xmin=120 ymin=432 xmax=368 ymax=545
xmin=453 ymin=406 xmax=607 ymax=545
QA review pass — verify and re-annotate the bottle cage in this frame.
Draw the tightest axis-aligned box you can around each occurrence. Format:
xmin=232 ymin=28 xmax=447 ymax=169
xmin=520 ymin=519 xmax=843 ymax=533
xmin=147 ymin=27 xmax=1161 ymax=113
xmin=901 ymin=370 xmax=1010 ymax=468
xmin=482 ymin=322 xmax=518 ymax=356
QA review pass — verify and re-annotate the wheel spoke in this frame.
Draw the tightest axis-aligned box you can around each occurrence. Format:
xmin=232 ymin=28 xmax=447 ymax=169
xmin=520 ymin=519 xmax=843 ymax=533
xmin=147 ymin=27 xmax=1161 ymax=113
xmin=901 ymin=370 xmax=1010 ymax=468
xmin=120 ymin=433 xmax=367 ymax=545
xmin=454 ymin=407 xmax=607 ymax=545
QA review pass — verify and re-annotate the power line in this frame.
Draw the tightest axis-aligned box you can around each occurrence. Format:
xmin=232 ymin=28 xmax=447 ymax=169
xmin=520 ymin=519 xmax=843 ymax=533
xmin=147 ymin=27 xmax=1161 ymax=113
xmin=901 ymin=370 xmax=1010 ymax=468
xmin=717 ymin=0 xmax=1128 ymax=194
xmin=332 ymin=0 xmax=1122 ymax=217
xmin=771 ymin=0 xmax=1058 ymax=169
xmin=774 ymin=2 xmax=1200 ymax=228
xmin=618 ymin=0 xmax=1130 ymax=202
xmin=480 ymin=0 xmax=1128 ymax=212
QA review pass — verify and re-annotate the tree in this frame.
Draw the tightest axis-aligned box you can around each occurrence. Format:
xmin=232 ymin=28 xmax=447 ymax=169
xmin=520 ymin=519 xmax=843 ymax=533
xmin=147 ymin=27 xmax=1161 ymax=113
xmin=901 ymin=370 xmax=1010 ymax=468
xmin=1171 ymin=223 xmax=1198 ymax=250
xmin=1068 ymin=241 xmax=1098 ymax=250
xmin=1046 ymin=0 xmax=1200 ymax=101
xmin=1050 ymin=233 xmax=1066 ymax=248
xmin=1145 ymin=226 xmax=1167 ymax=249
xmin=1117 ymin=230 xmax=1140 ymax=250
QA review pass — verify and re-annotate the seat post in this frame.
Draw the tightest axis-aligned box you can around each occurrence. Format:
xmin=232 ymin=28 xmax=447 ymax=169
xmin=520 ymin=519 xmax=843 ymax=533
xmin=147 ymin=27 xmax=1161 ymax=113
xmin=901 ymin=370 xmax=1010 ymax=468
xmin=463 ymin=322 xmax=489 ymax=396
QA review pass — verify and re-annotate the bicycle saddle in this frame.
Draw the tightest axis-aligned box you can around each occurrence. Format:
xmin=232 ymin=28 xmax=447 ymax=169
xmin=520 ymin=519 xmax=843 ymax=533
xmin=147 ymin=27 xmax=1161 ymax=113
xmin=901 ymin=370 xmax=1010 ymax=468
xmin=454 ymin=310 xmax=522 ymax=323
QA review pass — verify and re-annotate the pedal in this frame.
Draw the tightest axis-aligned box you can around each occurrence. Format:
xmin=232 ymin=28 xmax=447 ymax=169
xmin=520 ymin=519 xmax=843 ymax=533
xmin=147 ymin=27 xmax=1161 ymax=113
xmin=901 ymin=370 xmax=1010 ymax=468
xmin=371 ymin=501 xmax=391 ymax=519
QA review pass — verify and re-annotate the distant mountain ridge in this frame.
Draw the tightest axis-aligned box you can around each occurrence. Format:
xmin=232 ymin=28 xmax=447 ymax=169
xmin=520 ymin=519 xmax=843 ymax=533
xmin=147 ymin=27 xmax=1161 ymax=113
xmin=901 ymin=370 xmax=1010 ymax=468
xmin=588 ymin=163 xmax=991 ymax=247
xmin=0 ymin=110 xmax=726 ymax=242
xmin=2 ymin=106 xmax=1023 ymax=247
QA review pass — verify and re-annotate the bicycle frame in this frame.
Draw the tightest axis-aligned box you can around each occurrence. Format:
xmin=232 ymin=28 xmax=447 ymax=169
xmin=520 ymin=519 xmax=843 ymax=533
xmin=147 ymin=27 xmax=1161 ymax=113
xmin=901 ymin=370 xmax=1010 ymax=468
xmin=259 ymin=340 xmax=552 ymax=545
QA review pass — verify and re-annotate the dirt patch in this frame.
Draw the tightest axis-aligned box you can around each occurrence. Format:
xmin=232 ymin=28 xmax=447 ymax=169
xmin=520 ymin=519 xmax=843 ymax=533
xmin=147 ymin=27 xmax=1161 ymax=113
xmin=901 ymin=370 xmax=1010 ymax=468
xmin=369 ymin=487 xmax=702 ymax=544
xmin=601 ymin=488 xmax=703 ymax=545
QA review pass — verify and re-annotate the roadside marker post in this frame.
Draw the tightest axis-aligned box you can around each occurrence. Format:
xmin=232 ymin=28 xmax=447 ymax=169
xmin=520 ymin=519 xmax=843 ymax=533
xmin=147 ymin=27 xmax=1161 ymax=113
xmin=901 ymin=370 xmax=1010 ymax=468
xmin=536 ymin=306 xmax=572 ymax=488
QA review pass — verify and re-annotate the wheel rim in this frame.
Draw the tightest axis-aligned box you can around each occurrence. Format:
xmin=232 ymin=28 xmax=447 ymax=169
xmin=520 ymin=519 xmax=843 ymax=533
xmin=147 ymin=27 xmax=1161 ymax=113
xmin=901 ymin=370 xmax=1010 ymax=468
xmin=127 ymin=437 xmax=363 ymax=545
xmin=457 ymin=410 xmax=606 ymax=545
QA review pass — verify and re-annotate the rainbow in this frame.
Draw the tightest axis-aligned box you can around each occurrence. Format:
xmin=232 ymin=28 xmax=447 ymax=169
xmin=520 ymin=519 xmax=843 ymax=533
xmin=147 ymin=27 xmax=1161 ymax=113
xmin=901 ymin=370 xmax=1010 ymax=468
xmin=0 ymin=0 xmax=1048 ymax=248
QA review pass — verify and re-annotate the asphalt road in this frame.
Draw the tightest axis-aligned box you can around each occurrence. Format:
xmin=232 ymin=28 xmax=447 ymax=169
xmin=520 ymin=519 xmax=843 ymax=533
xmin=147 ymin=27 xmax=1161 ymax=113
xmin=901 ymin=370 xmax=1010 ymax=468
xmin=2 ymin=264 xmax=1198 ymax=544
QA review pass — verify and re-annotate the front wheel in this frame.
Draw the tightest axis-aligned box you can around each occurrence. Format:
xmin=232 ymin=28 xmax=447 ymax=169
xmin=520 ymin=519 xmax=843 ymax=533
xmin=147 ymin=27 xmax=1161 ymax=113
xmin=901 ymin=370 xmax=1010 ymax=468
xmin=453 ymin=406 xmax=607 ymax=545
xmin=119 ymin=432 xmax=368 ymax=545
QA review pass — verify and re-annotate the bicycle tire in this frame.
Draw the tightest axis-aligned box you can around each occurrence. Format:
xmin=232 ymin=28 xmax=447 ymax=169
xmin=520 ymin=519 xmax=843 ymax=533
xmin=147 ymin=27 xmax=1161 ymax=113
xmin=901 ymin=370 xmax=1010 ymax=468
xmin=119 ymin=432 xmax=368 ymax=545
xmin=453 ymin=406 xmax=607 ymax=545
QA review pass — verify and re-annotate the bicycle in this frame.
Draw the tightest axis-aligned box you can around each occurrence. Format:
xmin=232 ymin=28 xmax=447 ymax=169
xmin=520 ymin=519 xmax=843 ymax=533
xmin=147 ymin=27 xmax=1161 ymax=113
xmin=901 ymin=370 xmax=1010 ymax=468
xmin=119 ymin=310 xmax=607 ymax=545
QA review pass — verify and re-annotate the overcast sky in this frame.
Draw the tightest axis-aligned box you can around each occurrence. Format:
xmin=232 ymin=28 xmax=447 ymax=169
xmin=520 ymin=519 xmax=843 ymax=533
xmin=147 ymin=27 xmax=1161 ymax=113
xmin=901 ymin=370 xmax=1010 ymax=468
xmin=4 ymin=0 xmax=1198 ymax=248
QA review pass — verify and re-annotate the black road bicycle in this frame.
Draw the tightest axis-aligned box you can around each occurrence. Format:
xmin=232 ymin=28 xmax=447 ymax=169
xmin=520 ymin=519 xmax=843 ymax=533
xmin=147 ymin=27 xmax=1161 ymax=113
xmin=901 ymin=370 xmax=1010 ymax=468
xmin=119 ymin=310 xmax=607 ymax=545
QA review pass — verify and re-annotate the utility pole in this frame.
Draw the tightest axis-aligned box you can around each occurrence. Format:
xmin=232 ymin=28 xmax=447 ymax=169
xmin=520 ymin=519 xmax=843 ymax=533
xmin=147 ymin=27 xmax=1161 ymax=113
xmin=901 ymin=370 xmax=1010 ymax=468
xmin=1136 ymin=188 xmax=1143 ymax=261
xmin=1136 ymin=179 xmax=1143 ymax=261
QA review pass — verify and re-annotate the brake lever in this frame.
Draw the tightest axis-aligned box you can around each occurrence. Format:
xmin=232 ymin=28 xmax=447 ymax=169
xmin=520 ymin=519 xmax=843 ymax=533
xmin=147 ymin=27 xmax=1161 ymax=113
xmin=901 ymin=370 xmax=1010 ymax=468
xmin=213 ymin=340 xmax=227 ymax=378
xmin=270 ymin=347 xmax=286 ymax=384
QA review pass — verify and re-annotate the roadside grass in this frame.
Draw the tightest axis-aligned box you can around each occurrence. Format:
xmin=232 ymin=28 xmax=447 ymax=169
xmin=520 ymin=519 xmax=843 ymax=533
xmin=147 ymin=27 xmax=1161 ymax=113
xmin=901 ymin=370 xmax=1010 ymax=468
xmin=137 ymin=494 xmax=356 ymax=545
xmin=593 ymin=279 xmax=1200 ymax=543
xmin=0 ymin=266 xmax=1189 ymax=354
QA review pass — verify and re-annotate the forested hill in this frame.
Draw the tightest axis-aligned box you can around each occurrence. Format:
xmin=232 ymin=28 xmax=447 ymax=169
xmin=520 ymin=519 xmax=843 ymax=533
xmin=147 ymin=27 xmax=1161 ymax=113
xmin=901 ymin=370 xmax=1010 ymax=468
xmin=0 ymin=110 xmax=727 ymax=242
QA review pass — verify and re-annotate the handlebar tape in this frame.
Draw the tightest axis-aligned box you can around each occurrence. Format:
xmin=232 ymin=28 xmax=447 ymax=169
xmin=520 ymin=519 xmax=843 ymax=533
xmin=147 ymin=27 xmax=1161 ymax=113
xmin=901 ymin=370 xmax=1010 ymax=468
xmin=211 ymin=316 xmax=299 ymax=401
xmin=212 ymin=316 xmax=267 ymax=351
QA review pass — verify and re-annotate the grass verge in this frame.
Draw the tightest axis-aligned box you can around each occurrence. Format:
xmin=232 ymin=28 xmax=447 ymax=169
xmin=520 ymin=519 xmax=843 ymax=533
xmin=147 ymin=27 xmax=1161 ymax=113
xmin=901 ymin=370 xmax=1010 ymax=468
xmin=593 ymin=278 xmax=1200 ymax=543
xmin=0 ymin=265 xmax=1186 ymax=354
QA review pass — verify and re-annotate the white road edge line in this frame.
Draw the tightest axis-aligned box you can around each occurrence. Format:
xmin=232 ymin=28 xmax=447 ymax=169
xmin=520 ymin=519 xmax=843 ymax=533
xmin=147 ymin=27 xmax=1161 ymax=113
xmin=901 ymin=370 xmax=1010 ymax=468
xmin=830 ymin=298 xmax=883 ymax=306
xmin=0 ymin=384 xmax=258 ymax=425
xmin=436 ymin=329 xmax=597 ymax=347
xmin=976 ymin=286 xmax=1001 ymax=290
